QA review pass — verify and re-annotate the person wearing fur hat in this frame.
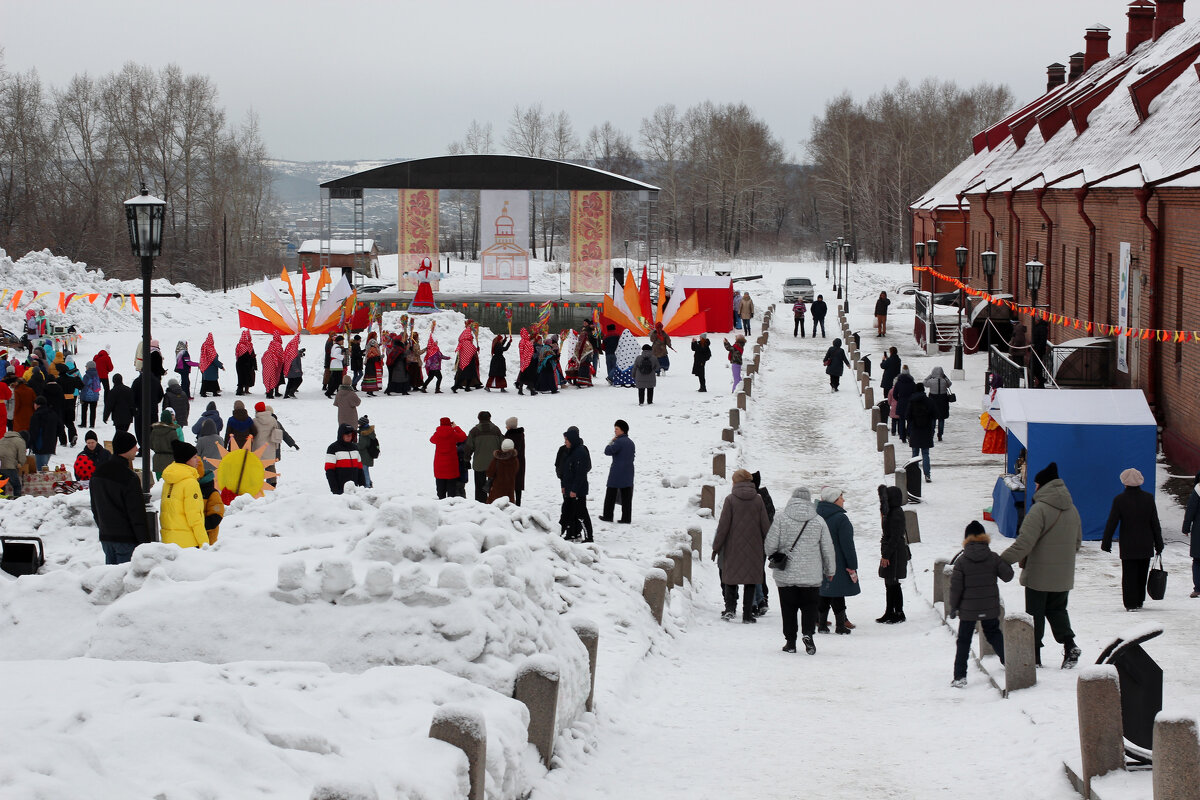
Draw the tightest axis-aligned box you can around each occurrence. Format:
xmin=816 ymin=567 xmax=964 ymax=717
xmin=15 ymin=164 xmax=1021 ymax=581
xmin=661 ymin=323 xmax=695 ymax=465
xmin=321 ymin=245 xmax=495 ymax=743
xmin=948 ymin=521 xmax=1013 ymax=687
xmin=158 ymin=440 xmax=207 ymax=549
xmin=877 ymin=485 xmax=911 ymax=623
xmin=1101 ymin=467 xmax=1163 ymax=611
xmin=430 ymin=417 xmax=468 ymax=499
xmin=467 ymin=411 xmax=503 ymax=502
xmin=557 ymin=425 xmax=593 ymax=542
xmin=225 ymin=399 xmax=257 ymax=450
xmin=486 ymin=438 xmax=520 ymax=503
xmin=503 ymin=416 xmax=526 ymax=505
xmin=89 ymin=431 xmax=151 ymax=564
xmin=356 ymin=416 xmax=379 ymax=489
xmin=333 ymin=380 xmax=361 ymax=429
xmin=816 ymin=486 xmax=860 ymax=634
xmin=149 ymin=408 xmax=184 ymax=479
xmin=325 ymin=423 xmax=366 ymax=494
xmin=73 ymin=430 xmax=112 ymax=481
xmin=712 ymin=469 xmax=771 ymax=621
xmin=765 ymin=487 xmax=835 ymax=655
xmin=999 ymin=461 xmax=1084 ymax=668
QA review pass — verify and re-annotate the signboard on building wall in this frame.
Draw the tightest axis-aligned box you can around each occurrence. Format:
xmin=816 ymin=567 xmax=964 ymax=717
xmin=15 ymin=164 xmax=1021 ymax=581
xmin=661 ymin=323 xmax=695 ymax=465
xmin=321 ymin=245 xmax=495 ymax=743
xmin=479 ymin=190 xmax=531 ymax=292
xmin=1118 ymin=242 xmax=1130 ymax=374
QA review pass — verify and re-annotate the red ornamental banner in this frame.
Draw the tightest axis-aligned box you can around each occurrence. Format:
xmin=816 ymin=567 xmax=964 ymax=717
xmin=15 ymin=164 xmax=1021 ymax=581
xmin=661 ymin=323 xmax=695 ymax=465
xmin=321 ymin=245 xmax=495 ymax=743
xmin=569 ymin=190 xmax=611 ymax=293
xmin=398 ymin=189 xmax=439 ymax=291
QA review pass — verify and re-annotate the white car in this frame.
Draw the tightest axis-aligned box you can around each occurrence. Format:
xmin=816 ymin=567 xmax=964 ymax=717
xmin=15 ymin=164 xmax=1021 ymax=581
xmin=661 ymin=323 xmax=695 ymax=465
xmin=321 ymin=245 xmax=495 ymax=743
xmin=782 ymin=277 xmax=814 ymax=303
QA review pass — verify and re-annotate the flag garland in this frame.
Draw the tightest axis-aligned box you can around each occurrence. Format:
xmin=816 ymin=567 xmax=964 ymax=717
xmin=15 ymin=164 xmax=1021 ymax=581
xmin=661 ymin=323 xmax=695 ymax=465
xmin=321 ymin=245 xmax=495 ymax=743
xmin=915 ymin=265 xmax=1200 ymax=344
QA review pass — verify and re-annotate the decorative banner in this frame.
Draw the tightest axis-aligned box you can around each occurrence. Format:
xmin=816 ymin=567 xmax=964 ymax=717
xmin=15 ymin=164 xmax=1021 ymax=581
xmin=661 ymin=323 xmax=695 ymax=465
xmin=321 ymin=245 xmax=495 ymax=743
xmin=569 ymin=190 xmax=611 ymax=293
xmin=1118 ymin=242 xmax=1131 ymax=374
xmin=397 ymin=189 xmax=439 ymax=291
xmin=479 ymin=190 xmax=531 ymax=292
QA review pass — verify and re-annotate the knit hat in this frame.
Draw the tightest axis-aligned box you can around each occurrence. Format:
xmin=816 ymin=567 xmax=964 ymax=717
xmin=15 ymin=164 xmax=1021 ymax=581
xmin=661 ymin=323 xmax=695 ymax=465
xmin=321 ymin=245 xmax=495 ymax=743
xmin=160 ymin=408 xmax=174 ymax=423
xmin=255 ymin=401 xmax=266 ymax=413
xmin=84 ymin=430 xmax=98 ymax=442
xmin=168 ymin=378 xmax=179 ymax=388
xmin=820 ymin=486 xmax=842 ymax=503
xmin=1034 ymin=462 xmax=1059 ymax=486
xmin=1120 ymin=468 xmax=1144 ymax=487
xmin=233 ymin=400 xmax=245 ymax=411
xmin=731 ymin=468 xmax=753 ymax=484
xmin=85 ymin=361 xmax=96 ymax=369
xmin=440 ymin=417 xmax=452 ymax=427
xmin=642 ymin=344 xmax=652 ymax=351
xmin=506 ymin=416 xmax=518 ymax=430
xmin=501 ymin=439 xmax=515 ymax=452
xmin=358 ymin=415 xmax=370 ymax=429
xmin=614 ymin=419 xmax=629 ymax=434
xmin=478 ymin=411 xmax=491 ymax=421
xmin=112 ymin=431 xmax=138 ymax=457
xmin=171 ymin=440 xmax=198 ymax=463
xmin=965 ymin=520 xmax=986 ymax=537
xmin=338 ymin=423 xmax=355 ymax=437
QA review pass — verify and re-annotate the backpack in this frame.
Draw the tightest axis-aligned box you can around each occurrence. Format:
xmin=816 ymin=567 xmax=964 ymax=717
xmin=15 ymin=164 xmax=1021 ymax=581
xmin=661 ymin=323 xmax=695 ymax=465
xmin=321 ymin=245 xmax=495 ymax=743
xmin=367 ymin=437 xmax=380 ymax=460
xmin=637 ymin=356 xmax=654 ymax=375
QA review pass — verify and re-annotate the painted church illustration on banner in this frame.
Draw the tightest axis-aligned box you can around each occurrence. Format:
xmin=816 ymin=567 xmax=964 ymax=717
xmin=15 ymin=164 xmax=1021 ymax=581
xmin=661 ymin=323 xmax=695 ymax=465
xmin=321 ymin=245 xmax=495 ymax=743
xmin=480 ymin=201 xmax=530 ymax=292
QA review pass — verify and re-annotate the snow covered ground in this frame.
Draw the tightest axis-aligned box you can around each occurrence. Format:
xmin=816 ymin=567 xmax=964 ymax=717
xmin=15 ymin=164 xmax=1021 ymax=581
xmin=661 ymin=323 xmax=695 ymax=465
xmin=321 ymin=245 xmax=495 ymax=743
xmin=1 ymin=249 xmax=1196 ymax=798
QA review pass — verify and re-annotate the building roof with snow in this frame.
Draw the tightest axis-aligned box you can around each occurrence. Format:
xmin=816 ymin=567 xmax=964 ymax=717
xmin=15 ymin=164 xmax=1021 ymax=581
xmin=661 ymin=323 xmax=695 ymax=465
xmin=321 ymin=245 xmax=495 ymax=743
xmin=297 ymin=239 xmax=377 ymax=255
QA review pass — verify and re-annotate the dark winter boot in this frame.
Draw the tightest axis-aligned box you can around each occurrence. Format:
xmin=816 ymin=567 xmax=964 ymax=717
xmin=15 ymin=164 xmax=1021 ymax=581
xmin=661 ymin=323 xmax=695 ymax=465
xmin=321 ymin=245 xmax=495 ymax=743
xmin=782 ymin=640 xmax=797 ymax=653
xmin=835 ymin=612 xmax=852 ymax=635
xmin=817 ymin=617 xmax=831 ymax=634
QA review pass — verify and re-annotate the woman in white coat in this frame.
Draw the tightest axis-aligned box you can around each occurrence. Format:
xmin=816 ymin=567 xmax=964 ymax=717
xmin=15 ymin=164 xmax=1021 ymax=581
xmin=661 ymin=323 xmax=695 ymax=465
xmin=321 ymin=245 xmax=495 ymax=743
xmin=764 ymin=486 xmax=836 ymax=655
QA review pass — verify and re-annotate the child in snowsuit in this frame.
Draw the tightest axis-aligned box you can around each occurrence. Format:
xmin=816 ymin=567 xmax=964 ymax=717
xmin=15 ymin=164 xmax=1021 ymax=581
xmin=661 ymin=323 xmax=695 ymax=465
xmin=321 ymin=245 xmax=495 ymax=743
xmin=948 ymin=520 xmax=1014 ymax=687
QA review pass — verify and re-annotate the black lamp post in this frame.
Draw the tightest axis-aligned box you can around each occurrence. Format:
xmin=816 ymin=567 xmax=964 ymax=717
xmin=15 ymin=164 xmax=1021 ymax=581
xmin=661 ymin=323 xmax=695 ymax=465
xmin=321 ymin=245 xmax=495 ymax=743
xmin=124 ymin=185 xmax=166 ymax=517
xmin=953 ymin=245 xmax=968 ymax=372
xmin=1025 ymin=259 xmax=1045 ymax=387
xmin=834 ymin=237 xmax=844 ymax=297
xmin=825 ymin=241 xmax=831 ymax=280
xmin=842 ymin=241 xmax=852 ymax=312
xmin=981 ymin=250 xmax=997 ymax=353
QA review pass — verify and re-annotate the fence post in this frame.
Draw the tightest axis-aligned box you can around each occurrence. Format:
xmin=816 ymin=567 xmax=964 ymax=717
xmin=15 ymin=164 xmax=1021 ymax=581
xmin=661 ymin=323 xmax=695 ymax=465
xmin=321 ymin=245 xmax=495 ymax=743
xmin=1003 ymin=613 xmax=1037 ymax=693
xmin=1153 ymin=714 xmax=1200 ymax=800
xmin=721 ymin=427 xmax=735 ymax=443
xmin=863 ymin=386 xmax=874 ymax=408
xmin=642 ymin=568 xmax=668 ymax=624
xmin=737 ymin=392 xmax=747 ymax=410
xmin=871 ymin=407 xmax=881 ymax=430
xmin=904 ymin=509 xmax=921 ymax=543
xmin=514 ymin=656 xmax=561 ymax=768
xmin=876 ymin=423 xmax=888 ymax=452
xmin=571 ymin=619 xmax=600 ymax=713
xmin=883 ymin=443 xmax=895 ymax=475
xmin=654 ymin=556 xmax=679 ymax=589
xmin=700 ymin=485 xmax=715 ymax=513
xmin=677 ymin=545 xmax=693 ymax=584
xmin=743 ymin=377 xmax=753 ymax=397
xmin=688 ymin=526 xmax=703 ymax=555
xmin=712 ymin=452 xmax=726 ymax=479
xmin=1077 ymin=665 xmax=1125 ymax=795
xmin=933 ymin=558 xmax=949 ymax=604
xmin=729 ymin=408 xmax=740 ymax=430
xmin=429 ymin=705 xmax=487 ymax=800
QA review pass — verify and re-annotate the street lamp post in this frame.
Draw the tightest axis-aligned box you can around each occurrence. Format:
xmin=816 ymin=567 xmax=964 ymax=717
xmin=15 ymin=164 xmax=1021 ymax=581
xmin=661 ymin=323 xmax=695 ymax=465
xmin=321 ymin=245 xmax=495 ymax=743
xmin=835 ymin=236 xmax=844 ymax=298
xmin=124 ymin=185 xmax=166 ymax=525
xmin=981 ymin=250 xmax=997 ymax=353
xmin=842 ymin=241 xmax=852 ymax=312
xmin=953 ymin=245 xmax=968 ymax=374
xmin=1025 ymin=259 xmax=1045 ymax=387
xmin=825 ymin=241 xmax=831 ymax=280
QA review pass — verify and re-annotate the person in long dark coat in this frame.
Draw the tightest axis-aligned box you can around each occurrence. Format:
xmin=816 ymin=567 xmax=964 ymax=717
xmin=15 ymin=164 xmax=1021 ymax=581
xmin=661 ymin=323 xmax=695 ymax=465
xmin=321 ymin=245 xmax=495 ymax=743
xmin=103 ymin=373 xmax=135 ymax=433
xmin=385 ymin=337 xmax=410 ymax=396
xmin=632 ymin=345 xmax=657 ymax=405
xmin=892 ymin=367 xmax=917 ymax=442
xmin=1101 ymin=467 xmax=1164 ymax=610
xmin=879 ymin=347 xmax=901 ymax=393
xmin=877 ymin=485 xmax=910 ymax=623
xmin=600 ymin=419 xmax=635 ymax=523
xmin=817 ymin=486 xmax=861 ymax=633
xmin=906 ymin=383 xmax=936 ymax=482
xmin=486 ymin=335 xmax=511 ymax=392
xmin=691 ymin=334 xmax=711 ymax=392
xmin=923 ymin=366 xmax=953 ymax=441
xmin=235 ymin=348 xmax=257 ymax=396
xmin=557 ymin=425 xmax=592 ymax=541
xmin=712 ymin=469 xmax=771 ymax=623
xmin=821 ymin=338 xmax=850 ymax=392
xmin=503 ymin=417 xmax=526 ymax=505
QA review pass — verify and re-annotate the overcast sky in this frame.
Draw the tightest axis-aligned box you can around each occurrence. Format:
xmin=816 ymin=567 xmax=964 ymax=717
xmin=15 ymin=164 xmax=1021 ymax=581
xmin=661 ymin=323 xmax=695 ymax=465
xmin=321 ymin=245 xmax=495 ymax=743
xmin=4 ymin=0 xmax=1128 ymax=163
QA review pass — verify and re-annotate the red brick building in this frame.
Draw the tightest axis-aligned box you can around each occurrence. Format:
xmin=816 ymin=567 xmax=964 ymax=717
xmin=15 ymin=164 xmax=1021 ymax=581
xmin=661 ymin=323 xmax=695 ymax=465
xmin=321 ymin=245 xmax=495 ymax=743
xmin=912 ymin=0 xmax=1200 ymax=469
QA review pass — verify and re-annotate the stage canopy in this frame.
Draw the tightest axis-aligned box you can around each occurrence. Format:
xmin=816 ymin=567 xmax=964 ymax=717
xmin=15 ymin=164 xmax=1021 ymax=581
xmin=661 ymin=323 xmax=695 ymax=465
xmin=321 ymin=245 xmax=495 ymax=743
xmin=320 ymin=154 xmax=660 ymax=193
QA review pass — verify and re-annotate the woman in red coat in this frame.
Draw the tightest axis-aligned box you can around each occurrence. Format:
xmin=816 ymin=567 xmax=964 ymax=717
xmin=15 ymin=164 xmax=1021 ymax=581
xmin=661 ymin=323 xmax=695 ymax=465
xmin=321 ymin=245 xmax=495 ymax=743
xmin=430 ymin=416 xmax=467 ymax=499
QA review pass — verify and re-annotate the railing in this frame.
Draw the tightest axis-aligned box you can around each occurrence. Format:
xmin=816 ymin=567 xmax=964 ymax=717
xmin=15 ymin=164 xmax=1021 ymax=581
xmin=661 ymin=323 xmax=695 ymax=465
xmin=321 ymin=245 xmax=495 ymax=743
xmin=988 ymin=345 xmax=1026 ymax=391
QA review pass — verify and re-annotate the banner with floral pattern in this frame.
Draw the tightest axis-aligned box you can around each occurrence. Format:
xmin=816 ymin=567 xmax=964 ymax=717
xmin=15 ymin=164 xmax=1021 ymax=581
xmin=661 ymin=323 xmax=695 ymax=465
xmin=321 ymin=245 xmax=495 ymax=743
xmin=397 ymin=189 xmax=439 ymax=291
xmin=569 ymin=190 xmax=611 ymax=293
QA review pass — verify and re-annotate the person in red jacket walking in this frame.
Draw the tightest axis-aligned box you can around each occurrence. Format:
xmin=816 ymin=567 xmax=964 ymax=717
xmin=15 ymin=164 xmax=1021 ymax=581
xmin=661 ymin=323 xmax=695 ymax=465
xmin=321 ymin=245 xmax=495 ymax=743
xmin=93 ymin=348 xmax=114 ymax=394
xmin=430 ymin=416 xmax=467 ymax=499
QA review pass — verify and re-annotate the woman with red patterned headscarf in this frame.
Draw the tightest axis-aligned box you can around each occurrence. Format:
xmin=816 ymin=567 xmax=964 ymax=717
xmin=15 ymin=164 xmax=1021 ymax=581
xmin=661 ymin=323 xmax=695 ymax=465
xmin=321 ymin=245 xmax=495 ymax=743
xmin=261 ymin=332 xmax=285 ymax=399
xmin=234 ymin=330 xmax=256 ymax=396
xmin=451 ymin=324 xmax=480 ymax=394
xmin=421 ymin=336 xmax=447 ymax=393
xmin=199 ymin=333 xmax=224 ymax=397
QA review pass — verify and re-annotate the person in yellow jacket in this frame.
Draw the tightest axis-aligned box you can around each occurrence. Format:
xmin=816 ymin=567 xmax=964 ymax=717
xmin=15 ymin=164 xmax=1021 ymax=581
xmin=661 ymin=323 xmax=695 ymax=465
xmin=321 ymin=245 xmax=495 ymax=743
xmin=159 ymin=440 xmax=208 ymax=549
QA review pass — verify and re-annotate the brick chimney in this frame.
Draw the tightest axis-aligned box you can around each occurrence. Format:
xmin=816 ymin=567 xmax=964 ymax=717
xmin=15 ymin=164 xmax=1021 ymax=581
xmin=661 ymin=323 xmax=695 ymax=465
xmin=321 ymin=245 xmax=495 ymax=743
xmin=1047 ymin=62 xmax=1067 ymax=91
xmin=1128 ymin=0 xmax=1156 ymax=52
xmin=1068 ymin=52 xmax=1086 ymax=82
xmin=1085 ymin=24 xmax=1111 ymax=70
xmin=1155 ymin=0 xmax=1186 ymax=39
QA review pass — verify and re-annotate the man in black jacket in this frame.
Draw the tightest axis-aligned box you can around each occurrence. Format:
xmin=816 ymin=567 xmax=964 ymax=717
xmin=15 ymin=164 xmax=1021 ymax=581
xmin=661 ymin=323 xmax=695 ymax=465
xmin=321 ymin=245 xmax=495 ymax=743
xmin=90 ymin=430 xmax=152 ymax=564
xmin=809 ymin=295 xmax=828 ymax=338
xmin=1102 ymin=467 xmax=1164 ymax=610
xmin=558 ymin=426 xmax=593 ymax=542
xmin=27 ymin=396 xmax=66 ymax=471
xmin=103 ymin=373 xmax=136 ymax=433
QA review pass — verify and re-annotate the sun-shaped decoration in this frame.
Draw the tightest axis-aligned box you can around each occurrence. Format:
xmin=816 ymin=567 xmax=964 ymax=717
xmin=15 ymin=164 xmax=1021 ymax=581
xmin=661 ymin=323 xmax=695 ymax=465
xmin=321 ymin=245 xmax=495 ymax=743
xmin=207 ymin=435 xmax=278 ymax=505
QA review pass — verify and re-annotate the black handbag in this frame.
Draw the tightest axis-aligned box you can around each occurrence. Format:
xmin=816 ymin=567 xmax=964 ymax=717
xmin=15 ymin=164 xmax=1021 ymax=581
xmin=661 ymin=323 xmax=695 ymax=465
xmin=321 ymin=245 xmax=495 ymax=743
xmin=1148 ymin=554 xmax=1168 ymax=600
xmin=768 ymin=520 xmax=810 ymax=570
xmin=946 ymin=392 xmax=957 ymax=403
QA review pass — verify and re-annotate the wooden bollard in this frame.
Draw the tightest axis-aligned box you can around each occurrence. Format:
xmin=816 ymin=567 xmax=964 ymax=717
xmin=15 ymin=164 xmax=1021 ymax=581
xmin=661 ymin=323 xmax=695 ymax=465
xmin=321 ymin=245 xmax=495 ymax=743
xmin=743 ymin=377 xmax=753 ymax=396
xmin=875 ymin=423 xmax=888 ymax=452
xmin=737 ymin=392 xmax=747 ymax=411
xmin=745 ymin=362 xmax=758 ymax=375
xmin=863 ymin=386 xmax=874 ymax=409
xmin=713 ymin=452 xmax=726 ymax=479
xmin=894 ymin=469 xmax=907 ymax=504
xmin=941 ymin=564 xmax=955 ymax=618
xmin=883 ymin=443 xmax=895 ymax=474
xmin=700 ymin=485 xmax=715 ymax=513
xmin=753 ymin=353 xmax=761 ymax=370
xmin=1153 ymin=714 xmax=1200 ymax=800
xmin=514 ymin=657 xmax=561 ymax=767
xmin=721 ymin=427 xmax=735 ymax=443
xmin=762 ymin=330 xmax=769 ymax=344
xmin=933 ymin=558 xmax=949 ymax=604
xmin=677 ymin=546 xmax=693 ymax=584
xmin=642 ymin=568 xmax=668 ymax=624
xmin=1077 ymin=665 xmax=1125 ymax=793
xmin=429 ymin=705 xmax=487 ymax=800
xmin=1004 ymin=613 xmax=1037 ymax=693
xmin=688 ymin=526 xmax=702 ymax=555
xmin=904 ymin=508 xmax=921 ymax=543
xmin=871 ymin=407 xmax=881 ymax=430
xmin=729 ymin=408 xmax=740 ymax=430
xmin=571 ymin=619 xmax=600 ymax=713
xmin=654 ymin=557 xmax=678 ymax=589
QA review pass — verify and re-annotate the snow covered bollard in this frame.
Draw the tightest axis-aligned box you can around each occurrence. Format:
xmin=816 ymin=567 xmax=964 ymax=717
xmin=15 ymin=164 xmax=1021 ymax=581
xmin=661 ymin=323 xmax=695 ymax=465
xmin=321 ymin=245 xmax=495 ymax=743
xmin=1004 ymin=613 xmax=1037 ymax=693
xmin=737 ymin=392 xmax=747 ymax=411
xmin=883 ymin=443 xmax=896 ymax=475
xmin=721 ymin=428 xmax=735 ymax=444
xmin=319 ymin=558 xmax=356 ymax=602
xmin=743 ymin=376 xmax=753 ymax=396
xmin=904 ymin=510 xmax=921 ymax=544
xmin=933 ymin=558 xmax=949 ymax=605
xmin=676 ymin=546 xmax=693 ymax=584
xmin=1153 ymin=713 xmax=1200 ymax=800
xmin=1077 ymin=665 xmax=1125 ymax=795
xmin=729 ymin=408 xmax=740 ymax=431
xmin=941 ymin=564 xmax=954 ymax=619
xmin=688 ymin=526 xmax=703 ymax=556
xmin=642 ymin=568 xmax=669 ymax=624
xmin=712 ymin=452 xmax=726 ymax=479
xmin=428 ymin=705 xmax=487 ymax=800
xmin=310 ymin=778 xmax=378 ymax=800
xmin=700 ymin=485 xmax=715 ymax=514
xmin=876 ymin=423 xmax=888 ymax=453
xmin=570 ymin=618 xmax=600 ymax=713
xmin=653 ymin=557 xmax=678 ymax=589
xmin=863 ymin=386 xmax=874 ymax=409
xmin=514 ymin=655 xmax=561 ymax=768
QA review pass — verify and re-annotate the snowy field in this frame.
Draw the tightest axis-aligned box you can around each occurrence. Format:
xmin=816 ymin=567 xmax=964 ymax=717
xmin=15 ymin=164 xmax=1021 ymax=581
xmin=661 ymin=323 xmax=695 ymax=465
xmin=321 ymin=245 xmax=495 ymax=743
xmin=0 ymin=248 xmax=1196 ymax=798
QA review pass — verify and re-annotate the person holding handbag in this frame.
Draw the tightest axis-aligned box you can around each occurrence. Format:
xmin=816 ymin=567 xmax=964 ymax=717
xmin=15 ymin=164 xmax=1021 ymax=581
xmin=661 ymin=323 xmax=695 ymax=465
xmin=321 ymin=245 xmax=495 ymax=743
xmin=817 ymin=486 xmax=860 ymax=634
xmin=923 ymin=366 xmax=954 ymax=442
xmin=764 ymin=486 xmax=835 ymax=654
xmin=1101 ymin=467 xmax=1163 ymax=611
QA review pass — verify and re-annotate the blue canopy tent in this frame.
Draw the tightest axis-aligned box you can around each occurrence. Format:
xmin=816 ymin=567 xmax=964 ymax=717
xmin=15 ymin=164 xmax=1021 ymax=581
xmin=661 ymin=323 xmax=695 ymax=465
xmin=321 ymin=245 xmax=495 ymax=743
xmin=988 ymin=389 xmax=1157 ymax=540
